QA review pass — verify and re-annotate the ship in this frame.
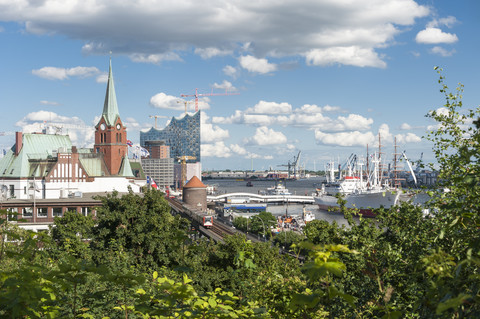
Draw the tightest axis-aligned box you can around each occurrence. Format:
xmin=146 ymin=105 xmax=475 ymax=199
xmin=262 ymin=180 xmax=292 ymax=195
xmin=314 ymin=142 xmax=411 ymax=217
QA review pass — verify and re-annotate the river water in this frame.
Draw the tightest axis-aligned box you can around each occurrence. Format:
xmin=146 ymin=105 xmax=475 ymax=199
xmin=205 ymin=177 xmax=352 ymax=227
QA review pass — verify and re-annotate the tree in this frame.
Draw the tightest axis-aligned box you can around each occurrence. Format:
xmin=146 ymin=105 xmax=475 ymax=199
xmin=50 ymin=210 xmax=95 ymax=259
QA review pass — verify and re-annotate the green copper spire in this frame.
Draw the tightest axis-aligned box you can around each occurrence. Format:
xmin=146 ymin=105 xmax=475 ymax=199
xmin=102 ymin=58 xmax=120 ymax=126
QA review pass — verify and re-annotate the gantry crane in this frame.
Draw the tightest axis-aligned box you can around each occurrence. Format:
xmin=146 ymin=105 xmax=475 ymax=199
xmin=177 ymin=155 xmax=196 ymax=189
xmin=149 ymin=115 xmax=167 ymax=129
xmin=277 ymin=151 xmax=302 ymax=179
xmin=181 ymin=88 xmax=239 ymax=112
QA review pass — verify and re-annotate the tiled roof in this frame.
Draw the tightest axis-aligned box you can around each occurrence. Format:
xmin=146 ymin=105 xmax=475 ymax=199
xmin=183 ymin=175 xmax=205 ymax=188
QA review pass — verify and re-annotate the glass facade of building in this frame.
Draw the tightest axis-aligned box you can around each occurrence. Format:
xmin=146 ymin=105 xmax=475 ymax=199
xmin=140 ymin=112 xmax=200 ymax=162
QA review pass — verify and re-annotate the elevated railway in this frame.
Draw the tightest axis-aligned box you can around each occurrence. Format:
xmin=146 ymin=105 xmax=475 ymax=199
xmin=165 ymin=197 xmax=247 ymax=243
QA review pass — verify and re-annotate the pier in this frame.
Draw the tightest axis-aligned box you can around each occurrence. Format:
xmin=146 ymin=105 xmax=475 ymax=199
xmin=207 ymin=192 xmax=314 ymax=204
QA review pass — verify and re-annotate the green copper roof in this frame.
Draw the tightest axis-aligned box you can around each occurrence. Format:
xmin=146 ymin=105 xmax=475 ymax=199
xmin=102 ymin=59 xmax=120 ymax=126
xmin=0 ymin=133 xmax=72 ymax=178
xmin=118 ymin=156 xmax=134 ymax=177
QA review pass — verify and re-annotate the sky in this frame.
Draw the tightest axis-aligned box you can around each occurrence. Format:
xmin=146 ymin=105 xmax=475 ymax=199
xmin=0 ymin=0 xmax=479 ymax=172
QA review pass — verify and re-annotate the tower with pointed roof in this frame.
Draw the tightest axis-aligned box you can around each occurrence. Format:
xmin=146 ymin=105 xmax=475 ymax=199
xmin=94 ymin=59 xmax=128 ymax=175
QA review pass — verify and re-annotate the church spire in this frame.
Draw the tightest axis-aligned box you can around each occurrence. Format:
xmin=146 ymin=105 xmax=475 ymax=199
xmin=102 ymin=58 xmax=120 ymax=126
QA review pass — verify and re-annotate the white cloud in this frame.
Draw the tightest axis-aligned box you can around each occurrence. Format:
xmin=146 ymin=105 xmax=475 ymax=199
xmin=246 ymin=101 xmax=292 ymax=114
xmin=212 ymin=104 xmax=372 ymax=131
xmin=433 ymin=107 xmax=450 ymax=116
xmin=40 ymin=100 xmax=60 ymax=106
xmin=96 ymin=73 xmax=108 ymax=83
xmin=415 ymin=27 xmax=458 ymax=44
xmin=223 ymin=65 xmax=238 ymax=77
xmin=427 ymin=16 xmax=457 ymax=28
xmin=430 ymin=46 xmax=455 ymax=57
xmin=395 ymin=133 xmax=421 ymax=144
xmin=2 ymin=1 xmax=429 ymax=68
xmin=305 ymin=46 xmax=387 ymax=68
xmin=315 ymin=130 xmax=375 ymax=146
xmin=229 ymin=144 xmax=266 ymax=159
xmin=239 ymin=55 xmax=277 ymax=74
xmin=149 ymin=93 xmax=211 ymax=111
xmin=150 ymin=93 xmax=182 ymax=110
xmin=378 ymin=123 xmax=393 ymax=145
xmin=15 ymin=111 xmax=95 ymax=147
xmin=201 ymin=112 xmax=230 ymax=144
xmin=295 ymin=104 xmax=343 ymax=114
xmin=400 ymin=123 xmax=411 ymax=130
xmin=212 ymin=80 xmax=237 ymax=92
xmin=129 ymin=52 xmax=182 ymax=64
xmin=244 ymin=126 xmax=287 ymax=145
xmin=195 ymin=47 xmax=233 ymax=59
xmin=201 ymin=142 xmax=232 ymax=158
xmin=32 ymin=66 xmax=100 ymax=80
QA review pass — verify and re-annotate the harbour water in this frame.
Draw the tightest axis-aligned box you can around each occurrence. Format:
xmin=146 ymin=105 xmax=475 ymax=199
xmin=207 ymin=177 xmax=352 ymax=228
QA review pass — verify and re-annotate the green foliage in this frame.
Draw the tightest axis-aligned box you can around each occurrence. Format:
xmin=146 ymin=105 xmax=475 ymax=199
xmin=2 ymin=69 xmax=480 ymax=318
xmin=134 ymin=272 xmax=268 ymax=318
xmin=91 ymin=189 xmax=189 ymax=270
xmin=50 ymin=209 xmax=95 ymax=259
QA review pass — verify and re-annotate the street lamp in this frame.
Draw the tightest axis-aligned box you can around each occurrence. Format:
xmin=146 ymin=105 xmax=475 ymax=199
xmin=250 ymin=215 xmax=266 ymax=241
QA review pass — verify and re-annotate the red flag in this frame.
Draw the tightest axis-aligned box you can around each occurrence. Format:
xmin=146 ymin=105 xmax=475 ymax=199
xmin=151 ymin=179 xmax=158 ymax=189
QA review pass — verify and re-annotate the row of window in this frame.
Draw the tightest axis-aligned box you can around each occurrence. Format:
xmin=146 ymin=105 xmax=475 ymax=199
xmin=7 ymin=206 xmax=91 ymax=221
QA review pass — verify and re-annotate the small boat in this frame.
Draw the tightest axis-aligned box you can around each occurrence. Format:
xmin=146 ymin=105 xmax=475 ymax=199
xmin=265 ymin=180 xmax=291 ymax=195
xmin=302 ymin=207 xmax=315 ymax=223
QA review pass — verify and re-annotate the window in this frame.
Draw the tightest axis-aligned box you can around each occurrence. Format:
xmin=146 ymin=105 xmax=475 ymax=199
xmin=9 ymin=185 xmax=14 ymax=197
xmin=53 ymin=207 xmax=62 ymax=217
xmin=37 ymin=207 xmax=48 ymax=218
xmin=7 ymin=208 xmax=17 ymax=221
xmin=81 ymin=207 xmax=89 ymax=216
xmin=24 ymin=186 xmax=27 ymax=194
xmin=23 ymin=207 xmax=33 ymax=218
xmin=66 ymin=207 xmax=77 ymax=213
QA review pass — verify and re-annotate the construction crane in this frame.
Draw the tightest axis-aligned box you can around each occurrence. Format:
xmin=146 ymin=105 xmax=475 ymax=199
xmin=181 ymin=88 xmax=239 ymax=112
xmin=149 ymin=115 xmax=167 ymax=129
xmin=177 ymin=100 xmax=195 ymax=115
xmin=177 ymin=155 xmax=196 ymax=189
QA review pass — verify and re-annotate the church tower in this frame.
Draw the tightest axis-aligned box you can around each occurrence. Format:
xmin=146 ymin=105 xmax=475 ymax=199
xmin=94 ymin=59 xmax=128 ymax=175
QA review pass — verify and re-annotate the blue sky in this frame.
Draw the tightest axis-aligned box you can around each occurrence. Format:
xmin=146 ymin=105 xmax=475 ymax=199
xmin=0 ymin=0 xmax=479 ymax=171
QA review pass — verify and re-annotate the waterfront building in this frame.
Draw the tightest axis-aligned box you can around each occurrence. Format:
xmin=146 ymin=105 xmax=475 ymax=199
xmin=140 ymin=112 xmax=201 ymax=186
xmin=0 ymin=59 xmax=145 ymax=221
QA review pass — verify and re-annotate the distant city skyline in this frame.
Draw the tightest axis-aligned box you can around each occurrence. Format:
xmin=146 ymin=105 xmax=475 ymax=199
xmin=0 ymin=0 xmax=479 ymax=171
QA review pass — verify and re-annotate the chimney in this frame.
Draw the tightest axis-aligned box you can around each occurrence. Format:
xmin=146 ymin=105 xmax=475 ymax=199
xmin=15 ymin=132 xmax=23 ymax=156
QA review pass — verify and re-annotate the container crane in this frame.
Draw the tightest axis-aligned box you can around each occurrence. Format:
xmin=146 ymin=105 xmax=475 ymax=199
xmin=181 ymin=88 xmax=239 ymax=112
xmin=277 ymin=151 xmax=302 ymax=179
xmin=292 ymin=151 xmax=301 ymax=178
xmin=177 ymin=155 xmax=196 ymax=189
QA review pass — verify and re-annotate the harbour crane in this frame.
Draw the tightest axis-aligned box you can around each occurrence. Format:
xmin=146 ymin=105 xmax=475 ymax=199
xmin=277 ymin=151 xmax=302 ymax=179
xmin=291 ymin=151 xmax=301 ymax=178
xmin=177 ymin=155 xmax=196 ymax=189
xmin=149 ymin=115 xmax=167 ymax=129
xmin=181 ymin=88 xmax=239 ymax=112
